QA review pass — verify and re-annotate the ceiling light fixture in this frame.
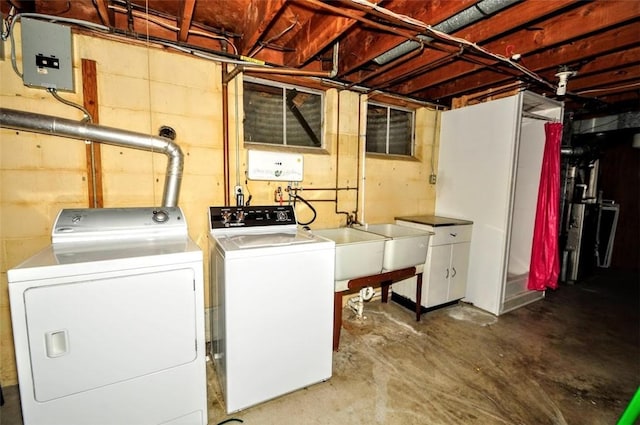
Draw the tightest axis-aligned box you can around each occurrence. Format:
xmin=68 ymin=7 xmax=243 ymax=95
xmin=555 ymin=66 xmax=577 ymax=96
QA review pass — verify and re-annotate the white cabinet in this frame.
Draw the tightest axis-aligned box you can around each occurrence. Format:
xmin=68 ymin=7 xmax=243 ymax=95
xmin=437 ymin=91 xmax=563 ymax=315
xmin=392 ymin=219 xmax=472 ymax=309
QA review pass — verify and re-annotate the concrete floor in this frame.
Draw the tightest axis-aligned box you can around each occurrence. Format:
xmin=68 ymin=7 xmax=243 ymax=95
xmin=2 ymin=269 xmax=638 ymax=425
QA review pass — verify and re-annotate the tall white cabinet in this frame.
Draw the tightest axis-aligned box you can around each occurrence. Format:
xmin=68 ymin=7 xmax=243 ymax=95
xmin=436 ymin=91 xmax=563 ymax=316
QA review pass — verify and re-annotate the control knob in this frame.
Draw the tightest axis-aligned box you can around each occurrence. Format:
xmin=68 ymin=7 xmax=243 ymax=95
xmin=152 ymin=210 xmax=169 ymax=223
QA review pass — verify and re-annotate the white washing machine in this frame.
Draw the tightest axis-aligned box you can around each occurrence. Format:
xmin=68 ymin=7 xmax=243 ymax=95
xmin=208 ymin=205 xmax=335 ymax=414
xmin=8 ymin=207 xmax=207 ymax=425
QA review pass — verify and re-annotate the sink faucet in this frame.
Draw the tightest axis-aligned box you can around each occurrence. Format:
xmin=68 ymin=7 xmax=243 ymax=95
xmin=346 ymin=214 xmax=361 ymax=227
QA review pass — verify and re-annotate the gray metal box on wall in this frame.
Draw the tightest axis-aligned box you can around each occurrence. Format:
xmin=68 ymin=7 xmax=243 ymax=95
xmin=21 ymin=17 xmax=74 ymax=92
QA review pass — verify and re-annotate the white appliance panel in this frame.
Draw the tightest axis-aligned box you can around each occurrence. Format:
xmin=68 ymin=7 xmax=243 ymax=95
xmin=247 ymin=150 xmax=304 ymax=181
xmin=208 ymin=204 xmax=334 ymax=414
xmin=219 ymin=243 xmax=334 ymax=412
xmin=437 ymin=92 xmax=562 ymax=315
xmin=24 ymin=268 xmax=196 ymax=402
xmin=8 ymin=207 xmax=207 ymax=425
xmin=437 ymin=96 xmax=520 ymax=315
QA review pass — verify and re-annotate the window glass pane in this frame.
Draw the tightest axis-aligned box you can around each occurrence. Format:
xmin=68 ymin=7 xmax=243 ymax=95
xmin=388 ymin=108 xmax=413 ymax=155
xmin=244 ymin=79 xmax=324 ymax=148
xmin=366 ymin=105 xmax=387 ymax=153
xmin=285 ymin=89 xmax=323 ymax=147
xmin=243 ymin=81 xmax=283 ymax=145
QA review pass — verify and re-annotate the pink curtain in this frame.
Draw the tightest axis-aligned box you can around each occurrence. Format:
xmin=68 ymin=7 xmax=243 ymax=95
xmin=528 ymin=122 xmax=563 ymax=290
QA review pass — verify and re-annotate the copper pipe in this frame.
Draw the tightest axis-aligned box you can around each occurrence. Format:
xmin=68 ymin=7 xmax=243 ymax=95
xmin=222 ymin=66 xmax=242 ymax=85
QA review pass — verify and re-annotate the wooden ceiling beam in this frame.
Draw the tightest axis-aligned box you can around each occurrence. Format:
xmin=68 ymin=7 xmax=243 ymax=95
xmin=335 ymin=0 xmax=474 ymax=78
xmin=8 ymin=1 xmax=35 ymax=12
xmin=282 ymin=0 xmax=368 ymax=68
xmin=573 ymin=47 xmax=640 ymax=78
xmin=569 ymin=64 xmax=639 ymax=93
xmin=177 ymin=0 xmax=196 ymax=42
xmin=419 ymin=24 xmax=640 ymax=102
xmin=398 ymin=0 xmax=640 ymax=96
xmin=583 ymin=90 xmax=639 ymax=107
xmin=240 ymin=0 xmax=288 ymax=56
xmin=94 ymin=0 xmax=114 ymax=27
xmin=364 ymin=0 xmax=576 ymax=88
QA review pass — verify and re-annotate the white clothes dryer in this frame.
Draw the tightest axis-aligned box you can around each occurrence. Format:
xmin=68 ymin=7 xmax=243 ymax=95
xmin=8 ymin=207 xmax=207 ymax=425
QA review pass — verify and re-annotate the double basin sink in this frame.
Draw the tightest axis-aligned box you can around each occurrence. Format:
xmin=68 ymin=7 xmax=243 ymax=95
xmin=313 ymin=224 xmax=432 ymax=282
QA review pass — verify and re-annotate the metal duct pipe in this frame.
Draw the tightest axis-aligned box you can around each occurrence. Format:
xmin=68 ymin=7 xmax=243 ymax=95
xmin=373 ymin=0 xmax=520 ymax=65
xmin=0 ymin=108 xmax=184 ymax=207
xmin=561 ymin=146 xmax=596 ymax=157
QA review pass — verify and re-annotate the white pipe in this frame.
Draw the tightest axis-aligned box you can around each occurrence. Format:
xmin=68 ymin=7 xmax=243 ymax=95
xmin=359 ymin=94 xmax=367 ymax=224
xmin=0 ymin=108 xmax=184 ymax=207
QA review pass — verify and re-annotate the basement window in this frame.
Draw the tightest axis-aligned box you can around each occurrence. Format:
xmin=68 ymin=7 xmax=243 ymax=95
xmin=243 ymin=78 xmax=324 ymax=148
xmin=366 ymin=102 xmax=415 ymax=156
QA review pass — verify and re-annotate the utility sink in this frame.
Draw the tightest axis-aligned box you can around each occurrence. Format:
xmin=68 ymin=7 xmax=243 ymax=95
xmin=313 ymin=228 xmax=387 ymax=281
xmin=354 ymin=224 xmax=433 ymax=272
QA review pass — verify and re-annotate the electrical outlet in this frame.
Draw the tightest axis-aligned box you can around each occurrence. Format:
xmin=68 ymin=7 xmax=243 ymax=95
xmin=429 ymin=174 xmax=437 ymax=184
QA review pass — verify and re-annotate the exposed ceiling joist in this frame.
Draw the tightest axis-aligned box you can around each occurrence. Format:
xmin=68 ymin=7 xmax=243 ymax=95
xmin=422 ymin=24 xmax=640 ymax=103
xmin=363 ymin=0 xmax=576 ymax=88
xmin=241 ymin=0 xmax=288 ymax=56
xmin=94 ymin=0 xmax=113 ymax=27
xmin=177 ymin=0 xmax=196 ymax=42
xmin=1 ymin=0 xmax=636 ymax=117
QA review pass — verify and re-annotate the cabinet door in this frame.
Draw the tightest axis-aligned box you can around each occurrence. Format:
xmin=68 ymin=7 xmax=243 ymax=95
xmin=449 ymin=242 xmax=470 ymax=301
xmin=425 ymin=245 xmax=451 ymax=307
xmin=24 ymin=268 xmax=197 ymax=402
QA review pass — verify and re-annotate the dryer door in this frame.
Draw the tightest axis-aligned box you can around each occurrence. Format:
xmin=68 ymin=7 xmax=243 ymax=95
xmin=24 ymin=267 xmax=197 ymax=402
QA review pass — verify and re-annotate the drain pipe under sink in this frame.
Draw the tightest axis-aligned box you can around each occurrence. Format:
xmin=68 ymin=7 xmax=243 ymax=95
xmin=0 ymin=108 xmax=184 ymax=207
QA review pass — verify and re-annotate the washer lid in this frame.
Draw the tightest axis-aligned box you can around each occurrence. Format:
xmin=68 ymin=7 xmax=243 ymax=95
xmin=225 ymin=231 xmax=318 ymax=249
xmin=52 ymin=207 xmax=188 ymax=244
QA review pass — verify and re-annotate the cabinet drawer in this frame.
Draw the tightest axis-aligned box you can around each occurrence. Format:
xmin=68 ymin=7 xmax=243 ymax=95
xmin=431 ymin=225 xmax=472 ymax=245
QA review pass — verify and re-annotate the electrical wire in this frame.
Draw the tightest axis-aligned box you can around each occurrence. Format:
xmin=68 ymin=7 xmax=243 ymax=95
xmin=107 ymin=4 xmax=239 ymax=55
xmin=577 ymin=82 xmax=640 ymax=95
xmin=47 ymin=88 xmax=93 ymax=122
xmin=46 ymin=87 xmax=100 ymax=207
xmin=345 ymin=0 xmax=556 ymax=91
xmin=5 ymin=13 xmax=111 ymax=79
xmin=573 ymin=117 xmax=622 ymax=134
xmin=248 ymin=16 xmax=298 ymax=58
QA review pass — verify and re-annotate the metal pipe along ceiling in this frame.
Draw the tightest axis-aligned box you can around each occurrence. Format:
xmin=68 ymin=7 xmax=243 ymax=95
xmin=0 ymin=108 xmax=184 ymax=207
xmin=372 ymin=0 xmax=520 ymax=65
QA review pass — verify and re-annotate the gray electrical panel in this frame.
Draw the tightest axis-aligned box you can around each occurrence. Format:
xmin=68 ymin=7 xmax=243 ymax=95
xmin=21 ymin=17 xmax=74 ymax=92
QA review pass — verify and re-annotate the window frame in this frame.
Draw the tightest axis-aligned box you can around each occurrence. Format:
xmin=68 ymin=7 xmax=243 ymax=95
xmin=366 ymin=101 xmax=416 ymax=157
xmin=243 ymin=77 xmax=325 ymax=149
